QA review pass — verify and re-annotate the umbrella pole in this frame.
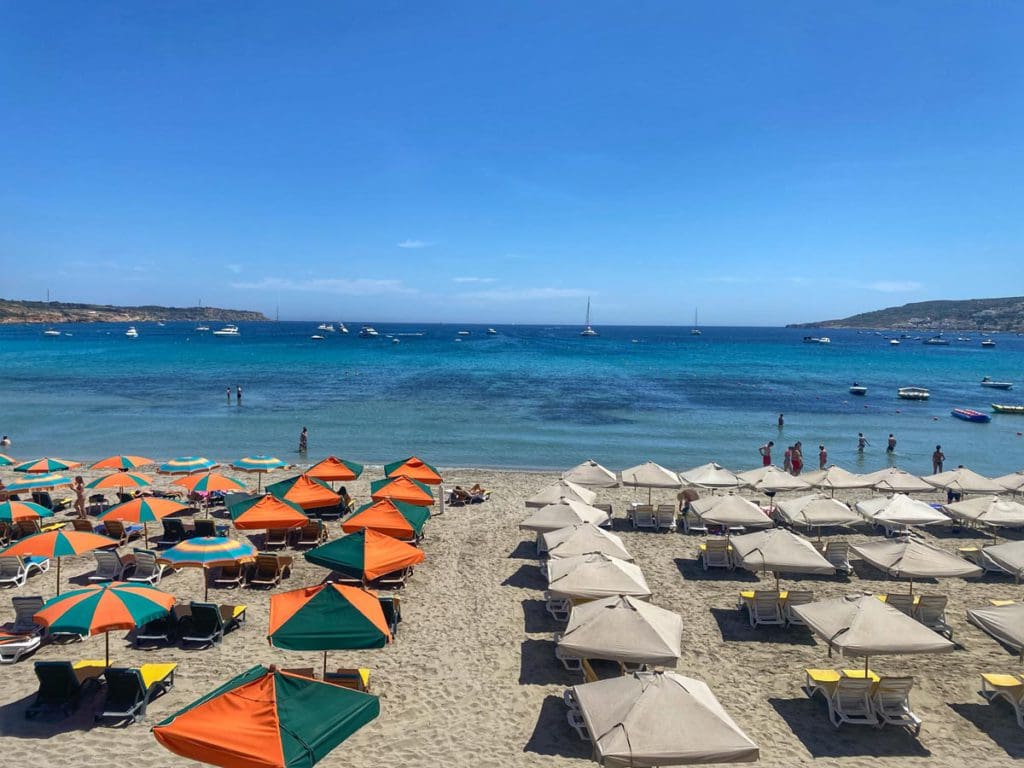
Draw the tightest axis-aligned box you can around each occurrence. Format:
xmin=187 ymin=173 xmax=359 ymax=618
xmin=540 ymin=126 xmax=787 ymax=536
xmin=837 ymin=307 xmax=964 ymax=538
xmin=56 ymin=557 xmax=61 ymax=596
xmin=864 ymin=655 xmax=869 ymax=677
xmin=205 ymin=571 xmax=209 ymax=601
xmin=323 ymin=650 xmax=328 ymax=679
xmin=908 ymin=578 xmax=914 ymax=595
xmin=144 ymin=522 xmax=149 ymax=549
xmin=105 ymin=632 xmax=110 ymax=669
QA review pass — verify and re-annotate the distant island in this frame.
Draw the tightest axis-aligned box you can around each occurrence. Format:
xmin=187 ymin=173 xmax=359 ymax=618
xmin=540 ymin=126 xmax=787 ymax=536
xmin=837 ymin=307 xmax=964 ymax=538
xmin=0 ymin=298 xmax=267 ymax=325
xmin=790 ymin=296 xmax=1024 ymax=332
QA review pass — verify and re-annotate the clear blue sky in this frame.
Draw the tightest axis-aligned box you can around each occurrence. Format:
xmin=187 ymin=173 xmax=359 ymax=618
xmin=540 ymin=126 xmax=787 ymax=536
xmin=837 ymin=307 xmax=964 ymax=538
xmin=2 ymin=2 xmax=1022 ymax=325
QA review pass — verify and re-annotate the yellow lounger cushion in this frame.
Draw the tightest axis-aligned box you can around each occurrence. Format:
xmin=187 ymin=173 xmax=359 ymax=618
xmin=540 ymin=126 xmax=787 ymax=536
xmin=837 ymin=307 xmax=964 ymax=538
xmin=140 ymin=663 xmax=177 ymax=689
xmin=806 ymin=669 xmax=841 ymax=684
xmin=982 ymin=673 xmax=1024 ymax=689
xmin=74 ymin=659 xmax=107 ymax=670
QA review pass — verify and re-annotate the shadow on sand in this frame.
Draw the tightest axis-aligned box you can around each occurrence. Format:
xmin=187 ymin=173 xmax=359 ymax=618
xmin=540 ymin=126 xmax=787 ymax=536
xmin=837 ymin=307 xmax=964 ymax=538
xmin=523 ymin=694 xmax=592 ymax=759
xmin=519 ymin=638 xmax=575 ymax=686
xmin=949 ymin=702 xmax=1024 ymax=757
xmin=709 ymin=607 xmax=817 ymax=645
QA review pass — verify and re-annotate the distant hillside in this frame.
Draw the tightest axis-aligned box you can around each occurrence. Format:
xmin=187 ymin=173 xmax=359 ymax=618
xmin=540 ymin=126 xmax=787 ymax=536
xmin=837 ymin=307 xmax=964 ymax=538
xmin=789 ymin=296 xmax=1024 ymax=332
xmin=0 ymin=299 xmax=267 ymax=325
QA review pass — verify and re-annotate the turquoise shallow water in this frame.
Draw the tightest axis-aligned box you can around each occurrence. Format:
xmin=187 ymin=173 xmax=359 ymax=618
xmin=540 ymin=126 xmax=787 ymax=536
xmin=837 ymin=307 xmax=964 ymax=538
xmin=0 ymin=322 xmax=1022 ymax=474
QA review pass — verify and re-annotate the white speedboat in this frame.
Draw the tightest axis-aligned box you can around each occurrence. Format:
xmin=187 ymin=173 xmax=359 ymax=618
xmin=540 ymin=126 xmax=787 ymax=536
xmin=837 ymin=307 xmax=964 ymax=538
xmin=310 ymin=334 xmax=325 ymax=341
xmin=213 ymin=324 xmax=240 ymax=336
xmin=338 ymin=323 xmax=349 ymax=334
xmin=125 ymin=326 xmax=139 ymax=338
xmin=889 ymin=339 xmax=900 ymax=346
xmin=981 ymin=338 xmax=997 ymax=348
xmin=195 ymin=324 xmax=210 ymax=332
xmin=981 ymin=377 xmax=1013 ymax=390
xmin=392 ymin=337 xmax=400 ymax=344
xmin=898 ymin=387 xmax=930 ymax=400
xmin=923 ymin=335 xmax=949 ymax=346
xmin=42 ymin=328 xmax=61 ymax=337
xmin=849 ymin=384 xmax=868 ymax=396
xmin=580 ymin=297 xmax=598 ymax=337
xmin=317 ymin=323 xmax=335 ymax=332
xmin=359 ymin=325 xmax=379 ymax=338
xmin=486 ymin=328 xmax=497 ymax=335
xmin=802 ymin=336 xmax=830 ymax=344
xmin=457 ymin=330 xmax=470 ymax=336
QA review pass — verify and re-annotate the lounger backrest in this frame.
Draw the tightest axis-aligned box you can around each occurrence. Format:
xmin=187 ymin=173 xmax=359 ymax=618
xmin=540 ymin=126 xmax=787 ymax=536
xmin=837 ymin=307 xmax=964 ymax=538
xmin=93 ymin=549 xmax=121 ymax=578
xmin=705 ymin=539 xmax=730 ymax=564
xmin=189 ymin=602 xmax=225 ymax=633
xmin=875 ymin=676 xmax=914 ymax=707
xmin=34 ymin=661 xmax=79 ymax=700
xmin=825 ymin=541 xmax=850 ymax=564
xmin=835 ymin=677 xmax=874 ymax=711
xmin=161 ymin=518 xmax=185 ymax=540
xmin=0 ymin=556 xmax=25 ymax=578
xmin=32 ymin=492 xmax=54 ymax=510
xmin=105 ymin=520 xmax=128 ymax=539
xmin=193 ymin=519 xmax=216 ymax=537
xmin=253 ymin=554 xmax=281 ymax=577
xmin=16 ymin=520 xmax=41 ymax=537
xmin=914 ymin=595 xmax=947 ymax=624
xmin=12 ymin=596 xmax=44 ymax=631
xmin=753 ymin=591 xmax=783 ymax=620
xmin=133 ymin=550 xmax=159 ymax=577
xmin=785 ymin=590 xmax=814 ymax=608
xmin=885 ymin=594 xmax=915 ymax=615
xmin=104 ymin=667 xmax=145 ymax=707
xmin=71 ymin=519 xmax=93 ymax=533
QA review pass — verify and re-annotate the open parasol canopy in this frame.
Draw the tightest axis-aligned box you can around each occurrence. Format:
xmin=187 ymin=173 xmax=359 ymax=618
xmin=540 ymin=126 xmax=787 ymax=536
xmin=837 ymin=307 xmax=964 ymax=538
xmin=306 ymin=456 xmax=364 ymax=483
xmin=0 ymin=500 xmax=55 ymax=523
xmin=2 ymin=473 xmax=72 ymax=492
xmin=173 ymin=471 xmax=246 ymax=494
xmin=230 ymin=455 xmax=287 ymax=492
xmin=525 ymin=480 xmax=597 ymax=508
xmin=520 ymin=499 xmax=611 ymax=533
xmin=305 ymin=529 xmax=424 ymax=582
xmin=561 ymin=460 xmax=619 ymax=488
xmin=267 ymin=474 xmax=341 ymax=510
xmin=341 ymin=499 xmax=429 ymax=540
xmin=157 ymin=536 xmax=257 ymax=599
xmin=13 ymin=457 xmax=81 ymax=474
xmin=850 ymin=538 xmax=982 ymax=592
xmin=229 ymin=494 xmax=309 ymax=530
xmin=729 ymin=528 xmax=835 ymax=589
xmin=545 ymin=553 xmax=651 ymax=601
xmin=369 ymin=476 xmax=434 ymax=506
xmin=2 ymin=529 xmax=118 ymax=594
xmin=558 ymin=595 xmax=682 ymax=667
xmin=97 ymin=496 xmax=187 ymax=548
xmin=689 ymin=496 xmax=774 ymax=530
xmin=158 ymin=456 xmax=218 ymax=475
xmin=90 ymin=455 xmax=154 ymax=470
xmin=85 ymin=472 xmax=152 ymax=491
xmin=542 ymin=523 xmax=633 ymax=561
xmin=678 ymin=462 xmax=746 ymax=490
xmin=924 ymin=467 xmax=1008 ymax=495
xmin=383 ymin=456 xmax=443 ymax=485
xmin=864 ymin=467 xmax=935 ymax=494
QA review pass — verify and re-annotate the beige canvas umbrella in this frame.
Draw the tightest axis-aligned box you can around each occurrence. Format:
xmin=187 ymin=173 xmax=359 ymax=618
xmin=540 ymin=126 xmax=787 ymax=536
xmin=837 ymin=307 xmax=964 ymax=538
xmin=558 ymin=595 xmax=682 ymax=667
xmin=570 ymin=670 xmax=759 ymax=766
xmin=541 ymin=523 xmax=632 ymax=561
xmin=519 ymin=499 xmax=609 ymax=533
xmin=977 ymin=540 xmax=1024 ymax=581
xmin=525 ymin=480 xmax=597 ymax=508
xmin=678 ymin=462 xmax=747 ymax=490
xmin=745 ymin=467 xmax=812 ymax=493
xmin=967 ymin=601 xmax=1024 ymax=658
xmin=855 ymin=494 xmax=949 ymax=530
xmin=620 ymin=461 xmax=681 ymax=503
xmin=803 ymin=465 xmax=873 ymax=496
xmin=994 ymin=472 xmax=1024 ymax=494
xmin=944 ymin=496 xmax=1024 ymax=538
xmin=730 ymin=529 xmax=834 ymax=589
xmin=850 ymin=538 xmax=982 ymax=592
xmin=774 ymin=494 xmax=860 ymax=538
xmin=792 ymin=595 xmax=954 ymax=674
xmin=689 ymin=495 xmax=774 ymax=530
xmin=924 ymin=467 xmax=1007 ymax=495
xmin=545 ymin=553 xmax=651 ymax=601
xmin=561 ymin=459 xmax=619 ymax=488
xmin=864 ymin=467 xmax=935 ymax=494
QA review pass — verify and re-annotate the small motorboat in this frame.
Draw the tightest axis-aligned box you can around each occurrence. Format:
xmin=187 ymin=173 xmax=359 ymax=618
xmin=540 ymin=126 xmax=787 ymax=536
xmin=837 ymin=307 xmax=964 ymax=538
xmin=195 ymin=325 xmax=210 ymax=332
xmin=952 ymin=408 xmax=991 ymax=423
xmin=849 ymin=384 xmax=868 ymax=396
xmin=889 ymin=339 xmax=900 ymax=346
xmin=981 ymin=338 xmax=997 ymax=347
xmin=310 ymin=335 xmax=325 ymax=341
xmin=359 ymin=325 xmax=379 ymax=338
xmin=213 ymin=324 xmax=240 ymax=336
xmin=992 ymin=404 xmax=1024 ymax=414
xmin=43 ymin=328 xmax=61 ymax=337
xmin=457 ymin=330 xmax=471 ymax=336
xmin=803 ymin=336 xmax=830 ymax=344
xmin=923 ymin=335 xmax=950 ymax=346
xmin=317 ymin=323 xmax=335 ymax=332
xmin=338 ymin=323 xmax=349 ymax=334
xmin=981 ymin=377 xmax=1013 ymax=390
xmin=898 ymin=387 xmax=930 ymax=401
xmin=125 ymin=326 xmax=139 ymax=338
xmin=486 ymin=328 xmax=497 ymax=335
xmin=392 ymin=337 xmax=400 ymax=344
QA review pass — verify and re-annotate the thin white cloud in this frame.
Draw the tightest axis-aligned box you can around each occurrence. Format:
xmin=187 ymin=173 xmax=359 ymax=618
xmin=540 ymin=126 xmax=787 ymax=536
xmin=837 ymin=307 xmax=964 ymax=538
xmin=230 ymin=277 xmax=416 ymax=296
xmin=397 ymin=239 xmax=431 ymax=249
xmin=225 ymin=263 xmax=243 ymax=274
xmin=453 ymin=276 xmax=497 ymax=284
xmin=867 ymin=280 xmax=923 ymax=293
xmin=470 ymin=286 xmax=590 ymax=302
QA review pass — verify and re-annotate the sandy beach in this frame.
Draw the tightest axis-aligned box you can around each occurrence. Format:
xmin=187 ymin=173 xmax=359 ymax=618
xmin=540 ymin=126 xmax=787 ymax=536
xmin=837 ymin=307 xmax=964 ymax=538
xmin=1 ymin=463 xmax=1024 ymax=767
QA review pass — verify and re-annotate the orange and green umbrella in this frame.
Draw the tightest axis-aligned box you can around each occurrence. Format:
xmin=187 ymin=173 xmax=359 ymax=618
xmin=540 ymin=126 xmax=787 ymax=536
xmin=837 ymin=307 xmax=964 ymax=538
xmin=173 ymin=471 xmax=246 ymax=494
xmin=97 ymin=496 xmax=188 ymax=547
xmin=90 ymin=454 xmax=154 ymax=470
xmin=1 ymin=529 xmax=117 ymax=594
xmin=370 ymin=476 xmax=434 ymax=506
xmin=383 ymin=455 xmax=442 ymax=485
xmin=306 ymin=456 xmax=364 ymax=483
xmin=33 ymin=581 xmax=175 ymax=666
xmin=269 ymin=583 xmax=391 ymax=675
xmin=85 ymin=471 xmax=152 ymax=490
xmin=230 ymin=494 xmax=309 ymax=530
xmin=157 ymin=536 xmax=257 ymax=599
xmin=267 ymin=474 xmax=341 ymax=511
xmin=305 ymin=529 xmax=424 ymax=581
xmin=341 ymin=499 xmax=428 ymax=540
xmin=159 ymin=456 xmax=218 ymax=474
xmin=231 ymin=455 xmax=287 ymax=492
xmin=0 ymin=453 xmax=16 ymax=467
xmin=1 ymin=472 xmax=71 ymax=492
xmin=153 ymin=665 xmax=379 ymax=768
xmin=13 ymin=456 xmax=81 ymax=474
xmin=0 ymin=500 xmax=55 ymax=523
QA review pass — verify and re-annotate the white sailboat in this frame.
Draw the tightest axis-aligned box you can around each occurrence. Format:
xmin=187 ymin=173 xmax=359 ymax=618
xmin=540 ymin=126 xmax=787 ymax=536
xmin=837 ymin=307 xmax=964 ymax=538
xmin=580 ymin=298 xmax=598 ymax=337
xmin=690 ymin=308 xmax=702 ymax=335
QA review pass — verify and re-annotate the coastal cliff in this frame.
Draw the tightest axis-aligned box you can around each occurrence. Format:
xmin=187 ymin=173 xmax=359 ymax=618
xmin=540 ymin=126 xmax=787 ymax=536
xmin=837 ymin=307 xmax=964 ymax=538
xmin=0 ymin=298 xmax=267 ymax=324
xmin=789 ymin=296 xmax=1024 ymax=332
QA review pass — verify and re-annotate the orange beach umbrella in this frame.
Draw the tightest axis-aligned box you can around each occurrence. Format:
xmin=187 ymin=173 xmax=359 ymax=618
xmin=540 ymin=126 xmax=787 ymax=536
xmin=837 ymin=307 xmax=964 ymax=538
xmin=341 ymin=499 xmax=429 ymax=540
xmin=383 ymin=456 xmax=442 ymax=485
xmin=306 ymin=456 xmax=364 ymax=483
xmin=90 ymin=455 xmax=154 ymax=470
xmin=305 ymin=529 xmax=425 ymax=581
xmin=266 ymin=474 xmax=341 ymax=511
xmin=229 ymin=494 xmax=309 ymax=530
xmin=370 ymin=476 xmax=434 ymax=506
xmin=1 ymin=529 xmax=118 ymax=595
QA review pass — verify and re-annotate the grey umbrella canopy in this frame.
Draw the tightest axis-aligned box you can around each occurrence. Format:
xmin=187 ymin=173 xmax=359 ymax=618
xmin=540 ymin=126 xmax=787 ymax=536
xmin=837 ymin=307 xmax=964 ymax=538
xmin=775 ymin=494 xmax=861 ymax=532
xmin=855 ymin=494 xmax=949 ymax=530
xmin=804 ymin=466 xmax=873 ymax=496
xmin=994 ymin=472 xmax=1024 ymax=493
xmin=851 ymin=538 xmax=982 ymax=592
xmin=689 ymin=495 xmax=774 ymax=530
xmin=738 ymin=466 xmax=812 ymax=493
xmin=944 ymin=496 xmax=1024 ymax=532
xmin=979 ymin=540 xmax=1024 ymax=581
xmin=546 ymin=553 xmax=651 ymax=601
xmin=678 ymin=462 xmax=747 ymax=490
xmin=620 ymin=461 xmax=682 ymax=504
xmin=967 ymin=602 xmax=1024 ymax=658
xmin=525 ymin=480 xmax=597 ymax=508
xmin=792 ymin=595 xmax=954 ymax=671
xmin=730 ymin=529 xmax=834 ymax=589
xmin=541 ymin=523 xmax=633 ymax=561
xmin=864 ymin=468 xmax=935 ymax=495
xmin=519 ymin=499 xmax=610 ymax=533
xmin=561 ymin=460 xmax=619 ymax=488
xmin=924 ymin=467 xmax=1007 ymax=495
xmin=558 ymin=595 xmax=682 ymax=667
xmin=570 ymin=671 xmax=760 ymax=766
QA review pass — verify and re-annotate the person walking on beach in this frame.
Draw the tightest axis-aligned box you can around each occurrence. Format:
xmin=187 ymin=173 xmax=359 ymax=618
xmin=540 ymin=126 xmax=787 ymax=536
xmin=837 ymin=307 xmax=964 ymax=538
xmin=783 ymin=445 xmax=792 ymax=473
xmin=72 ymin=476 xmax=86 ymax=518
xmin=778 ymin=413 xmax=784 ymax=429
xmin=759 ymin=441 xmax=773 ymax=467
xmin=818 ymin=444 xmax=827 ymax=470
xmin=932 ymin=445 xmax=945 ymax=474
xmin=298 ymin=426 xmax=308 ymax=453
xmin=887 ymin=434 xmax=896 ymax=453
xmin=857 ymin=433 xmax=869 ymax=452
xmin=236 ymin=385 xmax=242 ymax=405
xmin=791 ymin=442 xmax=804 ymax=475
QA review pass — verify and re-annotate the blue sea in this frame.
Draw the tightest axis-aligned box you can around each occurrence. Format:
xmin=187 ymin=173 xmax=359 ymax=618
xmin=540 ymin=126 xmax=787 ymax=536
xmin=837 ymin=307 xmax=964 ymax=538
xmin=1 ymin=322 xmax=1022 ymax=475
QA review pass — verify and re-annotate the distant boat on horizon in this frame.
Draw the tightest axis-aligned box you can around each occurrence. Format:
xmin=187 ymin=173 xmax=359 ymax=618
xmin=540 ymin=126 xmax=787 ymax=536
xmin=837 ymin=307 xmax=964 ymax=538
xmin=580 ymin=298 xmax=598 ymax=337
xmin=691 ymin=308 xmax=701 ymax=336
xmin=212 ymin=324 xmax=240 ymax=336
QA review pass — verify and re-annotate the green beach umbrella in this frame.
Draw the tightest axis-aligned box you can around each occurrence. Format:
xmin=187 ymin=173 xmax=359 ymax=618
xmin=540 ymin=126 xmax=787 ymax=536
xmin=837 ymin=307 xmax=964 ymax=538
xmin=1 ymin=473 xmax=71 ymax=492
xmin=369 ymin=476 xmax=434 ymax=506
xmin=231 ymin=455 xmax=287 ymax=492
xmin=13 ymin=457 xmax=81 ymax=474
xmin=269 ymin=583 xmax=391 ymax=675
xmin=306 ymin=456 xmax=364 ymax=484
xmin=341 ymin=499 xmax=429 ymax=540
xmin=229 ymin=494 xmax=309 ymax=530
xmin=1 ymin=529 xmax=119 ymax=595
xmin=153 ymin=665 xmax=379 ymax=768
xmin=383 ymin=456 xmax=443 ymax=485
xmin=0 ymin=500 xmax=55 ymax=522
xmin=158 ymin=456 xmax=218 ymax=475
xmin=305 ymin=528 xmax=425 ymax=581
xmin=33 ymin=581 xmax=176 ymax=667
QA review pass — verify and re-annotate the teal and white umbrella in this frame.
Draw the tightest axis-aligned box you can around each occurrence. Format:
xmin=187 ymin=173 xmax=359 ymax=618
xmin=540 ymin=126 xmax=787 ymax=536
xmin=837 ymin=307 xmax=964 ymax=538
xmin=158 ymin=456 xmax=218 ymax=475
xmin=230 ymin=455 xmax=287 ymax=492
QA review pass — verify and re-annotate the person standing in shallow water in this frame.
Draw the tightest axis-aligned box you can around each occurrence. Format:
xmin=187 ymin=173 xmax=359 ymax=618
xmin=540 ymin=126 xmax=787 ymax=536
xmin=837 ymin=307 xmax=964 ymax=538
xmin=887 ymin=434 xmax=896 ymax=453
xmin=236 ymin=385 xmax=242 ymax=405
xmin=226 ymin=387 xmax=231 ymax=405
xmin=778 ymin=413 xmax=784 ymax=429
xmin=783 ymin=445 xmax=792 ymax=473
xmin=857 ymin=433 xmax=869 ymax=452
xmin=818 ymin=444 xmax=827 ymax=470
xmin=791 ymin=442 xmax=804 ymax=475
xmin=759 ymin=441 xmax=773 ymax=467
xmin=298 ymin=427 xmax=308 ymax=453
xmin=932 ymin=445 xmax=945 ymax=474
